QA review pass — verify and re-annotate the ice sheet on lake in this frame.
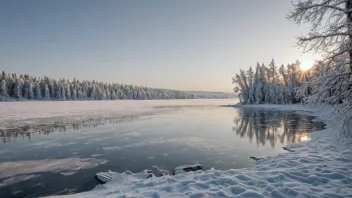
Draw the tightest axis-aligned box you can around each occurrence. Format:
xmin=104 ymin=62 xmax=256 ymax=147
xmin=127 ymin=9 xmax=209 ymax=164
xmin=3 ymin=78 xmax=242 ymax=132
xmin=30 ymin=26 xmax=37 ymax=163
xmin=0 ymin=157 xmax=107 ymax=180
xmin=49 ymin=104 xmax=352 ymax=198
xmin=103 ymin=137 xmax=227 ymax=151
xmin=0 ymin=100 xmax=233 ymax=129
xmin=0 ymin=174 xmax=40 ymax=188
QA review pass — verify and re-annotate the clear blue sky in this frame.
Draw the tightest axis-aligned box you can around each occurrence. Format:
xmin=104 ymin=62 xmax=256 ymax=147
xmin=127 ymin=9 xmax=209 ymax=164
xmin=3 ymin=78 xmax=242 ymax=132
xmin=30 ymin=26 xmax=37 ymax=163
xmin=0 ymin=0 xmax=315 ymax=92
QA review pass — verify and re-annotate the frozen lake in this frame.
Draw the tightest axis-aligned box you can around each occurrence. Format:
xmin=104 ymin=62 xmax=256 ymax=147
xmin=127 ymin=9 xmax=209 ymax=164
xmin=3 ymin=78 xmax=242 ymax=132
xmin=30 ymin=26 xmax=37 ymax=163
xmin=0 ymin=100 xmax=325 ymax=197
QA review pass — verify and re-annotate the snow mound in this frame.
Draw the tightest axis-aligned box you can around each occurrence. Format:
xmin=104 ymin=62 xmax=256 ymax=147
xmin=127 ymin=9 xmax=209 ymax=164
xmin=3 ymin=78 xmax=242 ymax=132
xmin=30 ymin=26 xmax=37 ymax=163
xmin=49 ymin=105 xmax=352 ymax=198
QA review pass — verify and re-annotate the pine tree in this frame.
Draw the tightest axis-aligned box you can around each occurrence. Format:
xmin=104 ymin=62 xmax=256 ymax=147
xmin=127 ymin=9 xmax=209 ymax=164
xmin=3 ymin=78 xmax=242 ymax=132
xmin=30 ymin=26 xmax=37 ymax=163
xmin=44 ymin=84 xmax=51 ymax=100
xmin=0 ymin=79 xmax=9 ymax=101
xmin=13 ymin=79 xmax=23 ymax=99
xmin=48 ymin=79 xmax=55 ymax=99
xmin=90 ymin=84 xmax=97 ymax=100
xmin=72 ymin=86 xmax=78 ymax=100
xmin=61 ymin=84 xmax=66 ymax=100
xmin=66 ymin=84 xmax=71 ymax=100
xmin=54 ymin=80 xmax=61 ymax=100
xmin=22 ymin=79 xmax=30 ymax=99
xmin=254 ymin=63 xmax=263 ymax=104
xmin=35 ymin=82 xmax=42 ymax=100
xmin=247 ymin=66 xmax=254 ymax=104
xmin=28 ymin=81 xmax=35 ymax=100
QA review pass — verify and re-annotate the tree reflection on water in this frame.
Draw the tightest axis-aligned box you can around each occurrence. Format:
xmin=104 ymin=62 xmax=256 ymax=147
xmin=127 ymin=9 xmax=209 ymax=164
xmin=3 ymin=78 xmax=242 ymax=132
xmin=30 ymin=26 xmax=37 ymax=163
xmin=0 ymin=107 xmax=325 ymax=146
xmin=232 ymin=108 xmax=325 ymax=148
xmin=0 ymin=112 xmax=158 ymax=143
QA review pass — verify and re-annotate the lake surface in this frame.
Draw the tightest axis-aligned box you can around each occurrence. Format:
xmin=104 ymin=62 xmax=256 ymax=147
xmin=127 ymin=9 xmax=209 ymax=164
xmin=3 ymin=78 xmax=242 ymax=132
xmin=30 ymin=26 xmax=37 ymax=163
xmin=0 ymin=101 xmax=325 ymax=198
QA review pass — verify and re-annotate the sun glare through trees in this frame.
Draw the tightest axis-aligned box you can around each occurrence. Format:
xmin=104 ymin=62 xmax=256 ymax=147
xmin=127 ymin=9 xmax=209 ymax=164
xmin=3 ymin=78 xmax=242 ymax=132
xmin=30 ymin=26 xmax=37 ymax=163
xmin=299 ymin=60 xmax=315 ymax=71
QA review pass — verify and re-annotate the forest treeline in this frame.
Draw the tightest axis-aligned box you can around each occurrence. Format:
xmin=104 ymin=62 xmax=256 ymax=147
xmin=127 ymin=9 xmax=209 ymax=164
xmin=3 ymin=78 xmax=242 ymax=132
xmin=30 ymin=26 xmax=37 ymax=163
xmin=232 ymin=59 xmax=319 ymax=104
xmin=0 ymin=71 xmax=233 ymax=101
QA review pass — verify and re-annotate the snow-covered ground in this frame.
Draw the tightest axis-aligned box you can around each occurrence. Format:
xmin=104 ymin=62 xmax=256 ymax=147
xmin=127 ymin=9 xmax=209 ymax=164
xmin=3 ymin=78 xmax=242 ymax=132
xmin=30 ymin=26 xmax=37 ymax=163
xmin=49 ymin=104 xmax=352 ymax=198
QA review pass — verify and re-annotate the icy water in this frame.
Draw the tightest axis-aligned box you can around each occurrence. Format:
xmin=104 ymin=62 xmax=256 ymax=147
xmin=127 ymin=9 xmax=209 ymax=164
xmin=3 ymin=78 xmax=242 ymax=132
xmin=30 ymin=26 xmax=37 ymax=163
xmin=0 ymin=101 xmax=325 ymax=198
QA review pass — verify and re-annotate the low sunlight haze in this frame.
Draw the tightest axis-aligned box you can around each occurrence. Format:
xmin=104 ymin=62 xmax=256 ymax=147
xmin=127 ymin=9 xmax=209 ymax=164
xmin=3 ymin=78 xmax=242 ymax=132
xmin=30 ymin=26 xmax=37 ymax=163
xmin=0 ymin=1 xmax=351 ymax=198
xmin=0 ymin=0 xmax=315 ymax=93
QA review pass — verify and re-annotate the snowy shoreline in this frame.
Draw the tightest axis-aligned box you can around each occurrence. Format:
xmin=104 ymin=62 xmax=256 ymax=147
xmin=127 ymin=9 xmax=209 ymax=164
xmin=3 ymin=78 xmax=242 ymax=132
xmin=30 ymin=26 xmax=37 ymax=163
xmin=49 ymin=104 xmax=352 ymax=198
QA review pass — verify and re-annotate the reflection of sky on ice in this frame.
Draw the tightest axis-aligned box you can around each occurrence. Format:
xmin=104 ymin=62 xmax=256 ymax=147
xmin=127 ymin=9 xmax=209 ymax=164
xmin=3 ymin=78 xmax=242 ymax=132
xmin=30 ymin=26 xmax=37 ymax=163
xmin=0 ymin=175 xmax=40 ymax=188
xmin=102 ymin=136 xmax=228 ymax=151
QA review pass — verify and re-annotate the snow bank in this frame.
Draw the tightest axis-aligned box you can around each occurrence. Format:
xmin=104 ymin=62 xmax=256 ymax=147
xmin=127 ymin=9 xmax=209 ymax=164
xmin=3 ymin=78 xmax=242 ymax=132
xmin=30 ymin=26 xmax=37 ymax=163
xmin=241 ymin=104 xmax=333 ymax=116
xmin=49 ymin=104 xmax=352 ymax=198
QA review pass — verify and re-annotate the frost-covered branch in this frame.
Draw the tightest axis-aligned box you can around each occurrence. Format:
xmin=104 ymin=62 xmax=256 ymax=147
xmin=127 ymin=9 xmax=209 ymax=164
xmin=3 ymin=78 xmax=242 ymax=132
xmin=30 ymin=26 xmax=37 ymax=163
xmin=287 ymin=0 xmax=352 ymax=137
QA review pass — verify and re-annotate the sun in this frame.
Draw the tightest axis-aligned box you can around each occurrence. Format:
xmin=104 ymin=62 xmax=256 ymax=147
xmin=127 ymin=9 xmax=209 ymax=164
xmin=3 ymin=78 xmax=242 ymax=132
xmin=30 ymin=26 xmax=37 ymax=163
xmin=300 ymin=60 xmax=315 ymax=71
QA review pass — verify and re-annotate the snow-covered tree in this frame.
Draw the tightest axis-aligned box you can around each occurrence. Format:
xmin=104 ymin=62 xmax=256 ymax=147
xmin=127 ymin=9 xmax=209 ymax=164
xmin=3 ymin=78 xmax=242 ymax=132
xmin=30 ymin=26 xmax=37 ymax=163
xmin=54 ymin=81 xmax=62 ymax=100
xmin=13 ymin=79 xmax=23 ymax=99
xmin=268 ymin=59 xmax=278 ymax=84
xmin=288 ymin=0 xmax=352 ymax=137
xmin=61 ymin=84 xmax=66 ymax=100
xmin=35 ymin=82 xmax=42 ymax=100
xmin=110 ymin=89 xmax=117 ymax=100
xmin=97 ymin=86 xmax=106 ymax=100
xmin=233 ymin=60 xmax=310 ymax=105
xmin=90 ymin=84 xmax=97 ymax=100
xmin=48 ymin=79 xmax=55 ymax=99
xmin=66 ymin=84 xmax=71 ymax=100
xmin=22 ymin=79 xmax=30 ymax=99
xmin=28 ymin=81 xmax=35 ymax=100
xmin=77 ymin=88 xmax=83 ymax=100
xmin=254 ymin=63 xmax=263 ymax=104
xmin=247 ymin=66 xmax=254 ymax=104
xmin=44 ymin=84 xmax=51 ymax=100
xmin=232 ymin=73 xmax=247 ymax=104
xmin=288 ymin=0 xmax=352 ymax=68
xmin=71 ymin=86 xmax=78 ymax=100
xmin=105 ymin=87 xmax=111 ymax=100
xmin=0 ymin=80 xmax=9 ymax=101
